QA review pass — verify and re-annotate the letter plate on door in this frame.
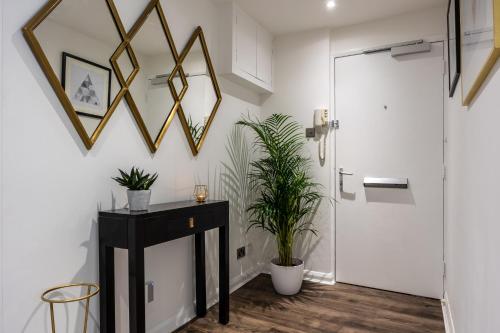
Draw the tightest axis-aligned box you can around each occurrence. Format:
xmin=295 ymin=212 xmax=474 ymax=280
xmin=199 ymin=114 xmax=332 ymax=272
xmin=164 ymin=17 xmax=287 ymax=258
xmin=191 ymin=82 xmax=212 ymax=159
xmin=363 ymin=177 xmax=408 ymax=189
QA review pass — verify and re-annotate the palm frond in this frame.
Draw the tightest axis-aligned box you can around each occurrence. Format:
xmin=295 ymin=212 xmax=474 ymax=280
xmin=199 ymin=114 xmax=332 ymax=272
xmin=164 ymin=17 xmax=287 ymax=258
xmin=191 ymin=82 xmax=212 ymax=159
xmin=237 ymin=114 xmax=323 ymax=266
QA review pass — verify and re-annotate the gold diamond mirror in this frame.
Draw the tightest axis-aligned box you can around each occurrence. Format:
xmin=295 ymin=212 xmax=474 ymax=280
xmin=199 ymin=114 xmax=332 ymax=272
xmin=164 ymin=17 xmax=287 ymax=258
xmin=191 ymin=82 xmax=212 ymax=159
xmin=111 ymin=1 xmax=187 ymax=153
xmin=23 ymin=0 xmax=136 ymax=149
xmin=170 ymin=27 xmax=222 ymax=156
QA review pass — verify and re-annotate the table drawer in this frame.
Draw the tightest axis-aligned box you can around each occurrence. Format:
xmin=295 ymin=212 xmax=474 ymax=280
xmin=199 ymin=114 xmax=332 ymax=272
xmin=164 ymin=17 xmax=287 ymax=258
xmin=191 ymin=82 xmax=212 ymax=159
xmin=143 ymin=208 xmax=221 ymax=247
xmin=167 ymin=212 xmax=213 ymax=234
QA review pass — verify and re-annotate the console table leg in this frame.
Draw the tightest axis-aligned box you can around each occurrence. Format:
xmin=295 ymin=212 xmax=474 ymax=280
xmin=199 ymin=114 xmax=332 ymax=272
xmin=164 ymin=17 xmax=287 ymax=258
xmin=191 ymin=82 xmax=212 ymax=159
xmin=128 ymin=221 xmax=145 ymax=333
xmin=99 ymin=244 xmax=115 ymax=333
xmin=219 ymin=224 xmax=229 ymax=324
xmin=195 ymin=232 xmax=207 ymax=317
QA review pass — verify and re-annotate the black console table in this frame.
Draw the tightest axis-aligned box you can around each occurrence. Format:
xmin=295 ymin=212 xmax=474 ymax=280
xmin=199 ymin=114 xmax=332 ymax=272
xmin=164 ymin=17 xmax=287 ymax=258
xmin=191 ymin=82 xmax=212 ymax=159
xmin=98 ymin=200 xmax=229 ymax=333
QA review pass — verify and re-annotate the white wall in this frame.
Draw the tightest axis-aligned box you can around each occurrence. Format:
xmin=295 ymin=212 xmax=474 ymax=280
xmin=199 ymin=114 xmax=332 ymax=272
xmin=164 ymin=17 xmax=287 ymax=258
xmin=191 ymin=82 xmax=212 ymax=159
xmin=1 ymin=0 xmax=264 ymax=332
xmin=445 ymin=67 xmax=500 ymax=333
xmin=331 ymin=6 xmax=446 ymax=55
xmin=261 ymin=28 xmax=334 ymax=280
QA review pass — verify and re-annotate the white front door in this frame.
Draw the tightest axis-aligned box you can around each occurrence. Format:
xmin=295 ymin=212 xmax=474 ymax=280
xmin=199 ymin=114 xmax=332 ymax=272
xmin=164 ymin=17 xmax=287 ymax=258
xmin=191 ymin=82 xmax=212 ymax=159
xmin=334 ymin=42 xmax=444 ymax=299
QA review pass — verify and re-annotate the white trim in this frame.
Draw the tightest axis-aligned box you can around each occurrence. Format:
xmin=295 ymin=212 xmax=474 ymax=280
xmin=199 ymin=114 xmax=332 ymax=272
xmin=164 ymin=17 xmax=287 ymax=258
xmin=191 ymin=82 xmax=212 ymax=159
xmin=441 ymin=292 xmax=456 ymax=333
xmin=329 ymin=33 xmax=337 ymax=282
xmin=0 ymin=0 xmax=5 ymax=330
xmin=261 ymin=269 xmax=336 ymax=286
xmin=304 ymin=270 xmax=335 ymax=285
xmin=228 ymin=262 xmax=266 ymax=294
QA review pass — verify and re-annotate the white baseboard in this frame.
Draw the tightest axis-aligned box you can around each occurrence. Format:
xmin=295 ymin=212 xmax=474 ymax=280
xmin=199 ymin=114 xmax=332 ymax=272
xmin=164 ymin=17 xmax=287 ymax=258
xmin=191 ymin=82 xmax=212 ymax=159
xmin=204 ymin=262 xmax=265 ymax=309
xmin=261 ymin=267 xmax=336 ymax=286
xmin=441 ymin=291 xmax=456 ymax=333
xmin=228 ymin=262 xmax=266 ymax=294
xmin=303 ymin=270 xmax=335 ymax=285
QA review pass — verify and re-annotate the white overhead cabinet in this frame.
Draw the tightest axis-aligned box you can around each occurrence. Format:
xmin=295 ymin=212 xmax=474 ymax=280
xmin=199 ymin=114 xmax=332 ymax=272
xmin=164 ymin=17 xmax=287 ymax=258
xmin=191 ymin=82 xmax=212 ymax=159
xmin=219 ymin=3 xmax=274 ymax=93
xmin=256 ymin=25 xmax=273 ymax=86
xmin=235 ymin=7 xmax=257 ymax=77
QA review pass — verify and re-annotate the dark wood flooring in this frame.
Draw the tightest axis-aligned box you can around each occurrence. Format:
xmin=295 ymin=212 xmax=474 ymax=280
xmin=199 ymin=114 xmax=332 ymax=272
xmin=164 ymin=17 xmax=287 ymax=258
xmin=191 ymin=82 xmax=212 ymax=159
xmin=176 ymin=274 xmax=445 ymax=333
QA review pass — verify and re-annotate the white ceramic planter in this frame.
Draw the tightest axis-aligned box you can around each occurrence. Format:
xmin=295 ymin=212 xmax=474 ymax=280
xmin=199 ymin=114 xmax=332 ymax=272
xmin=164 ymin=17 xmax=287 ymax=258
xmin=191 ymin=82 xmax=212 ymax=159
xmin=270 ymin=258 xmax=304 ymax=296
xmin=127 ymin=190 xmax=151 ymax=211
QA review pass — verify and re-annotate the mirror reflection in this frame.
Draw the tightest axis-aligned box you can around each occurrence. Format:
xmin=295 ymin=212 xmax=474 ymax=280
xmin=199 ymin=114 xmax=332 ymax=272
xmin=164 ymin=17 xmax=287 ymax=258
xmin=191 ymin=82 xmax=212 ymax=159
xmin=33 ymin=0 xmax=127 ymax=137
xmin=174 ymin=38 xmax=219 ymax=146
xmin=126 ymin=9 xmax=180 ymax=144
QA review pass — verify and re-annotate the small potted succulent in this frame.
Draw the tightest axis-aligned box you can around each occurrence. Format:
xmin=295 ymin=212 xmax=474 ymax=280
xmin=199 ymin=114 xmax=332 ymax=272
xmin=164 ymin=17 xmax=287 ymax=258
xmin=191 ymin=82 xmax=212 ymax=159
xmin=113 ymin=167 xmax=158 ymax=211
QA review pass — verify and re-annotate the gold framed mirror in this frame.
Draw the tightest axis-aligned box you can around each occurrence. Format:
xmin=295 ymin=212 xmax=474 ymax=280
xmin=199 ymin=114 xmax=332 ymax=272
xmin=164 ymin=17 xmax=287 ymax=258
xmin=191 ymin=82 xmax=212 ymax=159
xmin=23 ymin=0 xmax=137 ymax=149
xmin=170 ymin=27 xmax=222 ymax=156
xmin=111 ymin=0 xmax=187 ymax=153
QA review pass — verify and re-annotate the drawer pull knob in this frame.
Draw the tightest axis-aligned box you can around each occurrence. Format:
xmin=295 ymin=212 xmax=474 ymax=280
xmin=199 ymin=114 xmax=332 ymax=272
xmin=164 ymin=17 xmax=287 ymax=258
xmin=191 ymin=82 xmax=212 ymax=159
xmin=188 ymin=217 xmax=195 ymax=229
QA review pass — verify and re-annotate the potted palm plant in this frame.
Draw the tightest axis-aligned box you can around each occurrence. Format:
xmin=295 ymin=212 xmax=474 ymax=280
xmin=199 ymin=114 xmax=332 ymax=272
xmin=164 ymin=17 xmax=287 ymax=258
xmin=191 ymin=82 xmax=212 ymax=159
xmin=237 ymin=114 xmax=322 ymax=295
xmin=113 ymin=167 xmax=158 ymax=211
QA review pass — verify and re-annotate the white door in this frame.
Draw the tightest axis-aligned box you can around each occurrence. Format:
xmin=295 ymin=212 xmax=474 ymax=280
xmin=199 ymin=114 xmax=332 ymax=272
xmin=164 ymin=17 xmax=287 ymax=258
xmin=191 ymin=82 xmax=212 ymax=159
xmin=334 ymin=42 xmax=444 ymax=299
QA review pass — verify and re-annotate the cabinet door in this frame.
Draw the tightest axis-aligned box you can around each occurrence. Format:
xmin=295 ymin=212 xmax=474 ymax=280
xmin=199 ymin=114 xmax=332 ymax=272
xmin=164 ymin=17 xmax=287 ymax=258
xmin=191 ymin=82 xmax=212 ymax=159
xmin=235 ymin=7 xmax=257 ymax=77
xmin=257 ymin=25 xmax=273 ymax=85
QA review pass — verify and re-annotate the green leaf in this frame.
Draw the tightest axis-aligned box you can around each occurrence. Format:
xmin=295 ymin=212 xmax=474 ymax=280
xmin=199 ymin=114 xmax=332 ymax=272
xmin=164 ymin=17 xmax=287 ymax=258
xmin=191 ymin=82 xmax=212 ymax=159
xmin=113 ymin=167 xmax=158 ymax=191
xmin=236 ymin=114 xmax=326 ymax=266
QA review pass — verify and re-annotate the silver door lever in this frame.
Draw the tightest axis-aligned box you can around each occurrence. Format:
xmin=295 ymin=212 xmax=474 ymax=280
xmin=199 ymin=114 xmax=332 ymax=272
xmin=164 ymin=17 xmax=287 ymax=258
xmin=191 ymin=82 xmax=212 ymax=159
xmin=339 ymin=168 xmax=354 ymax=193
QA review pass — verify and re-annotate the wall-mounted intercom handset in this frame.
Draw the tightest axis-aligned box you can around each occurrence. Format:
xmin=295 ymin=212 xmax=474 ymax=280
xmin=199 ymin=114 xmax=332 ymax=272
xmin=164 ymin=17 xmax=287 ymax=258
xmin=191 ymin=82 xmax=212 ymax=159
xmin=314 ymin=109 xmax=329 ymax=129
xmin=314 ymin=109 xmax=329 ymax=161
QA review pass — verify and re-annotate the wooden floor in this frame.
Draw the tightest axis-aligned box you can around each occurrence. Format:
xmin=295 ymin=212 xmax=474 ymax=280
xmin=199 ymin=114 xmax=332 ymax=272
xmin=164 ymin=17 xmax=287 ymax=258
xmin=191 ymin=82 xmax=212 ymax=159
xmin=176 ymin=274 xmax=445 ymax=333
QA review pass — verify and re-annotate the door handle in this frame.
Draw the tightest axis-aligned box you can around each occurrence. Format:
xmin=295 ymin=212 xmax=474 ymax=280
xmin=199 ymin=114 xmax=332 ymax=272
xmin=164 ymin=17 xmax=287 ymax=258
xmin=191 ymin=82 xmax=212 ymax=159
xmin=339 ymin=168 xmax=354 ymax=193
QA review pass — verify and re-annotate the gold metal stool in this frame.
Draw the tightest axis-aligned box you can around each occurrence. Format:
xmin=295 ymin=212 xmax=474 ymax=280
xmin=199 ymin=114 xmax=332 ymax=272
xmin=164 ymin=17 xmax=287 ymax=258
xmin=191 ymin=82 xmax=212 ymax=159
xmin=41 ymin=283 xmax=100 ymax=333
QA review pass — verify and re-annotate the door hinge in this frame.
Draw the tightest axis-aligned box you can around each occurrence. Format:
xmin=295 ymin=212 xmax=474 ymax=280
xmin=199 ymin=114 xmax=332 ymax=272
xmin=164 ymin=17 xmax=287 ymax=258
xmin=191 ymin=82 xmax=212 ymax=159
xmin=442 ymin=164 xmax=447 ymax=181
xmin=330 ymin=120 xmax=340 ymax=130
xmin=443 ymin=262 xmax=447 ymax=279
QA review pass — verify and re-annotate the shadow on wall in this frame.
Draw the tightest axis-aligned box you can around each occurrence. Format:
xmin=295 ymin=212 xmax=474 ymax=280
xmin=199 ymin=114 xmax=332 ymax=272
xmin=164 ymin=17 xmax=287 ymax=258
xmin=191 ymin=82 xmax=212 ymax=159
xmin=22 ymin=219 xmax=100 ymax=333
xmin=294 ymin=200 xmax=322 ymax=265
xmin=204 ymin=125 xmax=272 ymax=299
xmin=220 ymin=125 xmax=272 ymax=266
xmin=213 ymin=123 xmax=323 ymax=270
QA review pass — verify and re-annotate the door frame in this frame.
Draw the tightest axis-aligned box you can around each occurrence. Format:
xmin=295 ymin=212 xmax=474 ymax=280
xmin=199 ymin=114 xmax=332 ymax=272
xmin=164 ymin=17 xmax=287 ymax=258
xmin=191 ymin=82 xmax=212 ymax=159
xmin=330 ymin=39 xmax=447 ymax=297
xmin=0 ymin=0 xmax=4 ymax=328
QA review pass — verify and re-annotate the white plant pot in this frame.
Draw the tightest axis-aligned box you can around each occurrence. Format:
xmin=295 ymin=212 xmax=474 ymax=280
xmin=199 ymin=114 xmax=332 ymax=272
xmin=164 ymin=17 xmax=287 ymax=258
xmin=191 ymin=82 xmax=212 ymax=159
xmin=127 ymin=190 xmax=151 ymax=211
xmin=270 ymin=258 xmax=304 ymax=296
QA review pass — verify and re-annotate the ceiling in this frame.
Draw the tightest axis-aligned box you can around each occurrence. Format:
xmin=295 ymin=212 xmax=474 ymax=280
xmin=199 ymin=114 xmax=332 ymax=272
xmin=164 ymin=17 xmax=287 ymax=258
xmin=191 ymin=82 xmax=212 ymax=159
xmin=212 ymin=0 xmax=446 ymax=35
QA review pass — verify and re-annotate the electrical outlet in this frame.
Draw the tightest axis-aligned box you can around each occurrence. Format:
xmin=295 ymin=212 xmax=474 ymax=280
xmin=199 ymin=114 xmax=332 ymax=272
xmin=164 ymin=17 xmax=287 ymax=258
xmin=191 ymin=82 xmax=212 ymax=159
xmin=246 ymin=242 xmax=252 ymax=256
xmin=236 ymin=246 xmax=246 ymax=260
xmin=146 ymin=281 xmax=154 ymax=303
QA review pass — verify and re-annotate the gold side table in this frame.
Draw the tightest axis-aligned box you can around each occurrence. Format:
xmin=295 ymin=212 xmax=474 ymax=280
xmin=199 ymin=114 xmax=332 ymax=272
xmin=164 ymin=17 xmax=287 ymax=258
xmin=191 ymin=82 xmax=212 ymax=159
xmin=41 ymin=283 xmax=100 ymax=333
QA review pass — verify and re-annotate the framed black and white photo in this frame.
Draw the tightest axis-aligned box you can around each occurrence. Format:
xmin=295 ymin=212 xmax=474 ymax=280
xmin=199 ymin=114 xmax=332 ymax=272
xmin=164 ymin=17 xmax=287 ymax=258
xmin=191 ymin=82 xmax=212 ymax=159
xmin=61 ymin=52 xmax=112 ymax=119
xmin=447 ymin=0 xmax=461 ymax=97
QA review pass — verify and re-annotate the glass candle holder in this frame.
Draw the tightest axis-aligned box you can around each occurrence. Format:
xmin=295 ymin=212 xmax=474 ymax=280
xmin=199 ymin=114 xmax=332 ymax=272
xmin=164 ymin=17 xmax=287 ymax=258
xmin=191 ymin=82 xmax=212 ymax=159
xmin=194 ymin=185 xmax=208 ymax=203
